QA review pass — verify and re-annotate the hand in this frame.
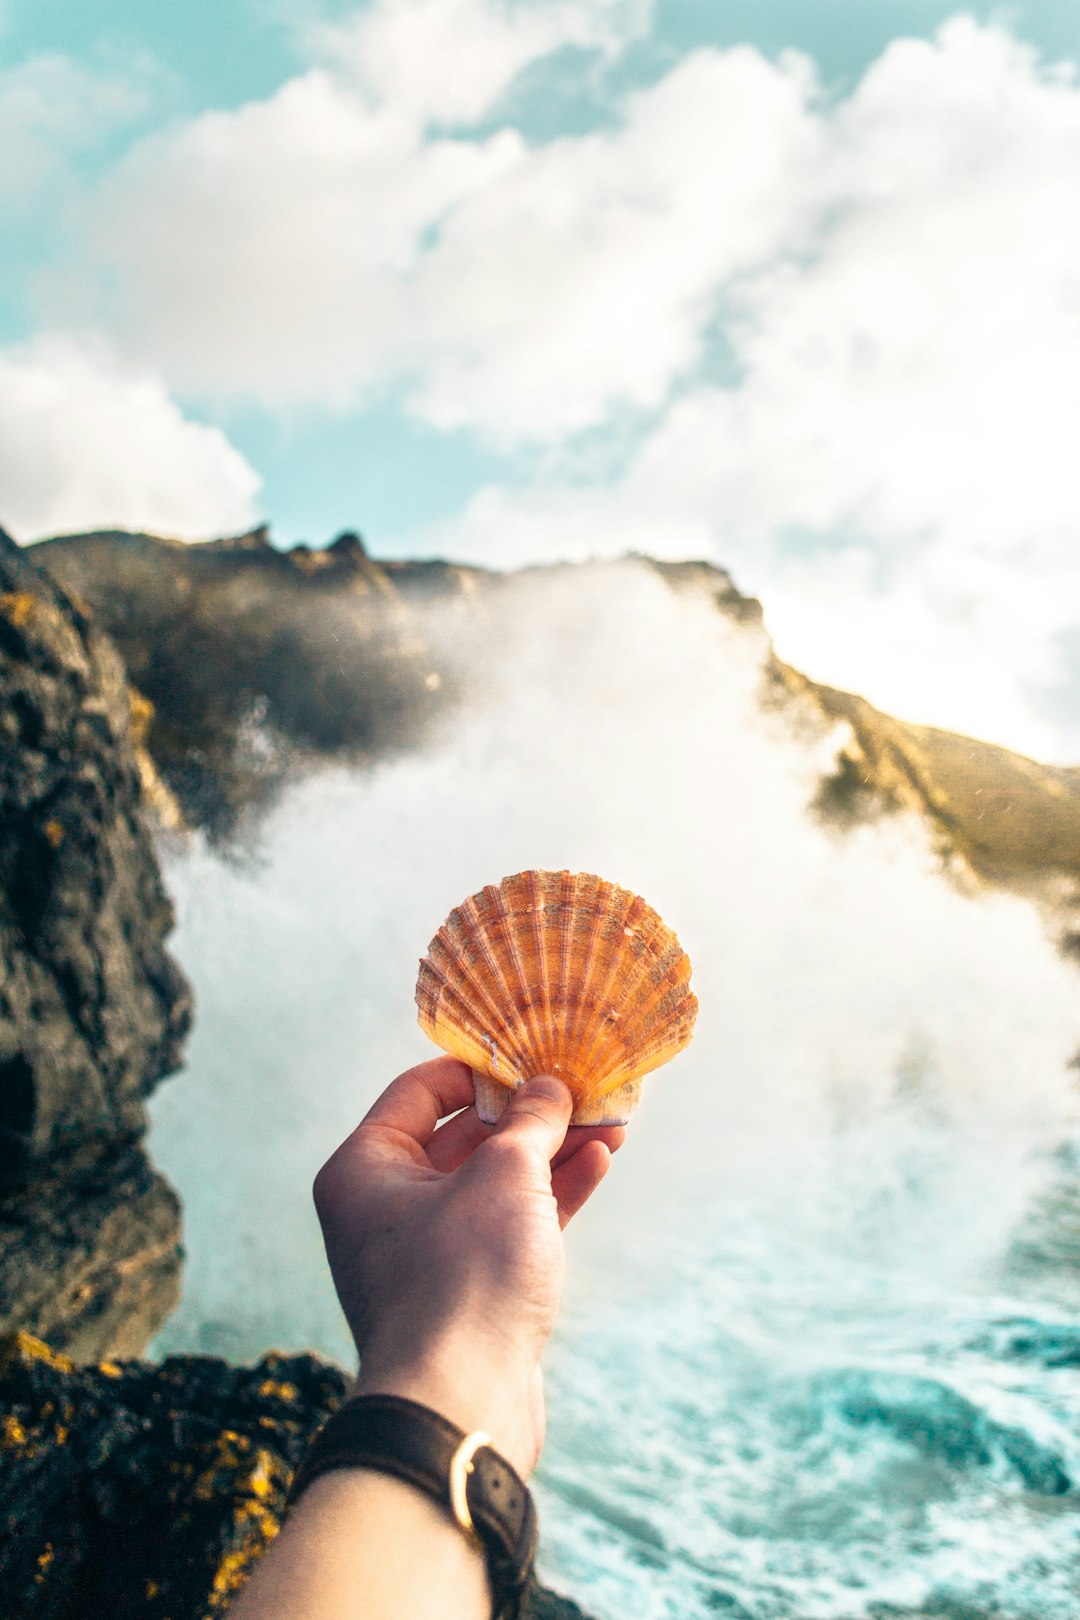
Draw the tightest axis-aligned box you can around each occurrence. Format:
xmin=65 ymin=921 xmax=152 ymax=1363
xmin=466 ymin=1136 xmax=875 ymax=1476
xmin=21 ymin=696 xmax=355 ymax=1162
xmin=312 ymin=1058 xmax=625 ymax=1477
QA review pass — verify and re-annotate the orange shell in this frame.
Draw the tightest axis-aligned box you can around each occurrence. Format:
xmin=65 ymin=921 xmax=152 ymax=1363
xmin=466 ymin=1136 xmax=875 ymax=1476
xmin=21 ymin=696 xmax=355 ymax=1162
xmin=415 ymin=869 xmax=697 ymax=1125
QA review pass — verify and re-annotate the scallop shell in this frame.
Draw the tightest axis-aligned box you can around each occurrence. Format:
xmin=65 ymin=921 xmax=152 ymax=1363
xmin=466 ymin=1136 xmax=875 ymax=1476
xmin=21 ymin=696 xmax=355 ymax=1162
xmin=415 ymin=870 xmax=697 ymax=1125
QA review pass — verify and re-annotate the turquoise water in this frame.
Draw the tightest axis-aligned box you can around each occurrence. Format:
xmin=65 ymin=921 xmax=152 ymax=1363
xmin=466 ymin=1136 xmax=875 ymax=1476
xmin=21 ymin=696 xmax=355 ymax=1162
xmin=149 ymin=568 xmax=1080 ymax=1619
xmin=539 ymin=1126 xmax=1080 ymax=1617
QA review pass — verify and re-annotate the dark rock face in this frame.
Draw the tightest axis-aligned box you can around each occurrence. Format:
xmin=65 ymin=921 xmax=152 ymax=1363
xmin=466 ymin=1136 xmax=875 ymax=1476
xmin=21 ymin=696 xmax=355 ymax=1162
xmin=0 ymin=1143 xmax=181 ymax=1361
xmin=0 ymin=1332 xmax=592 ymax=1620
xmin=773 ymin=662 xmax=1080 ymax=890
xmin=34 ymin=527 xmax=456 ymax=839
xmin=0 ymin=529 xmax=191 ymax=1354
xmin=34 ymin=526 xmax=1080 ymax=912
xmin=0 ymin=1331 xmax=349 ymax=1620
xmin=32 ymin=530 xmax=777 ymax=847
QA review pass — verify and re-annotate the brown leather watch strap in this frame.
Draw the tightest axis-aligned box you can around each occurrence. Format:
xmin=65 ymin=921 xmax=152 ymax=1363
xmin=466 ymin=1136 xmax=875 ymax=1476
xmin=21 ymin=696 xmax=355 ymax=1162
xmin=287 ymin=1395 xmax=538 ymax=1620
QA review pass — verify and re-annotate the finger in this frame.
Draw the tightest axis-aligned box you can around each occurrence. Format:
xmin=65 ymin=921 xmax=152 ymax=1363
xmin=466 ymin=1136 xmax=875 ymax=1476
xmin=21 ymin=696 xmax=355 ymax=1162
xmin=491 ymin=1074 xmax=572 ymax=1166
xmin=551 ymin=1139 xmax=612 ymax=1227
xmin=551 ymin=1124 xmax=626 ymax=1170
xmin=426 ymin=1105 xmax=494 ymax=1172
xmin=360 ymin=1056 xmax=475 ymax=1146
xmin=463 ymin=1098 xmax=623 ymax=1191
xmin=433 ymin=1116 xmax=625 ymax=1175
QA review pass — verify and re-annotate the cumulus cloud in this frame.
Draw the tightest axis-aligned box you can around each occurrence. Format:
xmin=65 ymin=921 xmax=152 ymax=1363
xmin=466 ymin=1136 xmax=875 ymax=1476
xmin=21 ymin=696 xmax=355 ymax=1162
xmin=83 ymin=69 xmax=525 ymax=403
xmin=0 ymin=340 xmax=262 ymax=541
xmin=78 ymin=6 xmax=814 ymax=429
xmin=405 ymin=45 xmax=819 ymax=438
xmin=308 ymin=0 xmax=647 ymax=125
xmin=705 ymin=21 xmax=1080 ymax=560
xmin=75 ymin=14 xmax=1080 ymax=464
xmin=0 ymin=52 xmax=155 ymax=205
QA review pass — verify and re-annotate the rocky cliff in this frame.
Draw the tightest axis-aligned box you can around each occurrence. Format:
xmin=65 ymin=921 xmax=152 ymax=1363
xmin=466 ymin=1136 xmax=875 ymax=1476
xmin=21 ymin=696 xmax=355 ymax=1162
xmin=0 ymin=528 xmax=191 ymax=1357
xmin=33 ymin=527 xmax=1080 ymax=924
xmin=776 ymin=663 xmax=1080 ymax=900
xmin=36 ymin=527 xmax=454 ymax=839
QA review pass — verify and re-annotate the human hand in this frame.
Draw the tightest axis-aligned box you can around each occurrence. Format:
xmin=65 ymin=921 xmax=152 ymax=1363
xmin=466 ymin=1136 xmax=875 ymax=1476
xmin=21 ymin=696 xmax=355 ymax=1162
xmin=312 ymin=1058 xmax=625 ymax=1477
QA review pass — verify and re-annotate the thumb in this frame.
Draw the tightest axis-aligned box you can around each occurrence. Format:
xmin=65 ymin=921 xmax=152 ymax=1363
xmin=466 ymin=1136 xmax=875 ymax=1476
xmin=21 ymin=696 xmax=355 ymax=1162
xmin=494 ymin=1074 xmax=573 ymax=1164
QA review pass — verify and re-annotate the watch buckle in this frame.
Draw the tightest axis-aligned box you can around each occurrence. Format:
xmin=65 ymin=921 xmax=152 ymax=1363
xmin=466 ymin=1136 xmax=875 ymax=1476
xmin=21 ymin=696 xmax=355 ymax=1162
xmin=449 ymin=1429 xmax=491 ymax=1535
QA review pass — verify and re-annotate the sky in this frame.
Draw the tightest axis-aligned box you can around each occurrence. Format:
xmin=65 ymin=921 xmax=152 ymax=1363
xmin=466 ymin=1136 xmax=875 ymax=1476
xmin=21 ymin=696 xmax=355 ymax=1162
xmin=3 ymin=0 xmax=1080 ymax=760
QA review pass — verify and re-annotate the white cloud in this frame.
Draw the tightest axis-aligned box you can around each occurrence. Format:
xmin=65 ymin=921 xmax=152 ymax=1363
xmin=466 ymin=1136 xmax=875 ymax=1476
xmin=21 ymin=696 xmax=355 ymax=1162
xmin=0 ymin=52 xmax=154 ymax=204
xmin=78 ymin=13 xmax=1080 ymax=468
xmin=309 ymin=0 xmax=647 ymax=125
xmin=78 ymin=13 xmax=814 ymax=430
xmin=703 ymin=20 xmax=1080 ymax=560
xmin=406 ymin=45 xmax=820 ymax=439
xmin=83 ymin=68 xmax=526 ymax=403
xmin=0 ymin=340 xmax=262 ymax=541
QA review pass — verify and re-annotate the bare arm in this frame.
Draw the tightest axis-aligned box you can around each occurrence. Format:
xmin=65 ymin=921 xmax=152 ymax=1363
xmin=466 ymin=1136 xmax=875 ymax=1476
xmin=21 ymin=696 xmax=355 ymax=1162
xmin=230 ymin=1059 xmax=623 ymax=1618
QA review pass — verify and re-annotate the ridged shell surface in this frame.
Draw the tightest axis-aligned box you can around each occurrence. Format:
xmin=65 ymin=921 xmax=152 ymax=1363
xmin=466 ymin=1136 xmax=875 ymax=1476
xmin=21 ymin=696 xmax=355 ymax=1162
xmin=415 ymin=870 xmax=697 ymax=1124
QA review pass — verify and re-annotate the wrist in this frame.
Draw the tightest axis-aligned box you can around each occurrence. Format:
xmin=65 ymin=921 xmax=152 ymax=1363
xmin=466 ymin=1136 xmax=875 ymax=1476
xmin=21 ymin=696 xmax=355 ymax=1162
xmin=287 ymin=1396 xmax=540 ymax=1620
xmin=353 ymin=1335 xmax=538 ymax=1478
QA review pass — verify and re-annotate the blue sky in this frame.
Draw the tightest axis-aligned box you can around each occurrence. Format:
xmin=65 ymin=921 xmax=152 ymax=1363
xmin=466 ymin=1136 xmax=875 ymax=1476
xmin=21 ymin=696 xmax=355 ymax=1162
xmin=3 ymin=0 xmax=1080 ymax=758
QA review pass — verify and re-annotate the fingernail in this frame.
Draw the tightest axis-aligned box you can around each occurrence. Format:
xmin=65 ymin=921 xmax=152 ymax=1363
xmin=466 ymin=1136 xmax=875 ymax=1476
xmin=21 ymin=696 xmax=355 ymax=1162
xmin=523 ymin=1074 xmax=570 ymax=1104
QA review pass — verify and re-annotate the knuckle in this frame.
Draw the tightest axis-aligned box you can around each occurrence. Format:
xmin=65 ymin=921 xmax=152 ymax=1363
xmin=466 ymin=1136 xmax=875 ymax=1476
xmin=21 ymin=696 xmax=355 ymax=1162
xmin=312 ymin=1143 xmax=353 ymax=1213
xmin=311 ymin=1160 xmax=335 ymax=1215
xmin=313 ymin=1126 xmax=379 ymax=1213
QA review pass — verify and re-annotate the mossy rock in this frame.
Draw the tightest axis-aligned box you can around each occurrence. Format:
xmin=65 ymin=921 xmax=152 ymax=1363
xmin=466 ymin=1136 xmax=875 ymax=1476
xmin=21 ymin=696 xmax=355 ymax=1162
xmin=0 ymin=1332 xmax=593 ymax=1620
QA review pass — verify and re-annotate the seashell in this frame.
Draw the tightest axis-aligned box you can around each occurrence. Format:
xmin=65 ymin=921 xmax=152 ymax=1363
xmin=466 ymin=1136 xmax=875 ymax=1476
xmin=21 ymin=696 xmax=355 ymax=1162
xmin=415 ymin=869 xmax=697 ymax=1126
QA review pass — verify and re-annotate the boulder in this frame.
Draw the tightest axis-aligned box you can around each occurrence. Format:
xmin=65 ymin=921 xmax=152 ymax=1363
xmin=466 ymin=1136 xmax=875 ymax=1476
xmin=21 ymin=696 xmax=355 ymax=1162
xmin=0 ymin=529 xmax=191 ymax=1354
xmin=0 ymin=1332 xmax=592 ymax=1620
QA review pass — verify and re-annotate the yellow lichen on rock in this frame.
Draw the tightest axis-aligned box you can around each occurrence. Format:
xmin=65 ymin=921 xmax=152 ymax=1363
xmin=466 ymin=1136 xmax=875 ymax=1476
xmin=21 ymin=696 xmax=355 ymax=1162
xmin=128 ymin=687 xmax=186 ymax=831
xmin=257 ymin=1378 xmax=299 ymax=1402
xmin=203 ymin=1444 xmax=285 ymax=1613
xmin=0 ymin=1331 xmax=353 ymax=1620
xmin=2 ymin=1414 xmax=28 ymax=1451
xmin=0 ymin=1332 xmax=75 ymax=1377
xmin=207 ymin=1520 xmax=280 ymax=1614
xmin=0 ymin=591 xmax=37 ymax=628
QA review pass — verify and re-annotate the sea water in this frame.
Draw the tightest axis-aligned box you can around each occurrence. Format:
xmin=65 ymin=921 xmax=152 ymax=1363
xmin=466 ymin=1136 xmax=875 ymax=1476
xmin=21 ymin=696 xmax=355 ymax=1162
xmin=149 ymin=566 xmax=1080 ymax=1618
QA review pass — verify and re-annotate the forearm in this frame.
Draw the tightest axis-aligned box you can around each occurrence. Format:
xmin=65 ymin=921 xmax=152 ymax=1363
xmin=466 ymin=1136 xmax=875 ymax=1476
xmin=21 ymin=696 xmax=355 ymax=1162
xmin=230 ymin=1343 xmax=533 ymax=1620
xmin=229 ymin=1468 xmax=491 ymax=1620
